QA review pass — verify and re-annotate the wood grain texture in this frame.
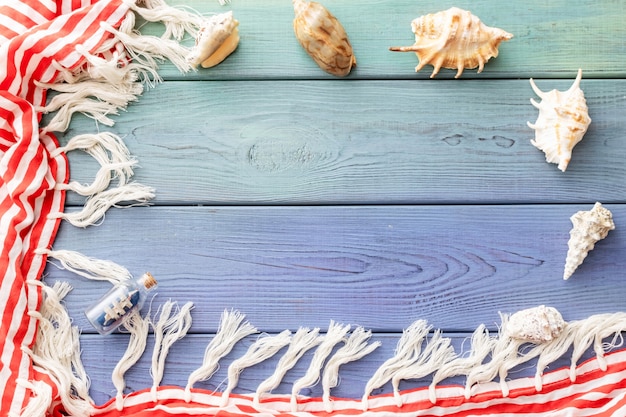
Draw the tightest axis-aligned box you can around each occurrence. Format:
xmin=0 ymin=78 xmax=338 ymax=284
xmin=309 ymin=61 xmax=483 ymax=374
xmin=80 ymin=332 xmax=601 ymax=406
xmin=137 ymin=0 xmax=626 ymax=80
xmin=44 ymin=204 xmax=626 ymax=334
xmin=58 ymin=79 xmax=626 ymax=206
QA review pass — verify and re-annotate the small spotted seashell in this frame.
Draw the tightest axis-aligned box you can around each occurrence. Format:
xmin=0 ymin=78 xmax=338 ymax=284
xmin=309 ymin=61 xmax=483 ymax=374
xmin=187 ymin=11 xmax=239 ymax=69
xmin=564 ymin=202 xmax=615 ymax=280
xmin=528 ymin=69 xmax=591 ymax=172
xmin=389 ymin=7 xmax=513 ymax=78
xmin=505 ymin=305 xmax=566 ymax=343
xmin=293 ymin=0 xmax=356 ymax=77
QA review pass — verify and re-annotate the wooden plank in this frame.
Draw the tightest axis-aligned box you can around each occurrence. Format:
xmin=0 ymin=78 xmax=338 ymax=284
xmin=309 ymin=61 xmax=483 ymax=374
xmin=57 ymin=79 xmax=626 ymax=206
xmin=136 ymin=0 xmax=626 ymax=80
xmin=44 ymin=204 xmax=626 ymax=334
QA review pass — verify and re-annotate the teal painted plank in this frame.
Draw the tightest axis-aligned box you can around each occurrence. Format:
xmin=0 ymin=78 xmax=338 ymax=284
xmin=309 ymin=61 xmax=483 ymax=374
xmin=57 ymin=79 xmax=626 ymax=206
xmin=136 ymin=0 xmax=626 ymax=80
xmin=80 ymin=332 xmax=602 ymax=406
xmin=44 ymin=204 xmax=626 ymax=334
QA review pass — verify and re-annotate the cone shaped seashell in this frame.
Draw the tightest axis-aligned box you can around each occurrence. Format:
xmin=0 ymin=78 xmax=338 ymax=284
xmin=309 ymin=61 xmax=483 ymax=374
xmin=187 ymin=12 xmax=239 ymax=69
xmin=564 ymin=202 xmax=615 ymax=280
xmin=293 ymin=0 xmax=356 ymax=77
xmin=528 ymin=69 xmax=591 ymax=172
xmin=389 ymin=7 xmax=512 ymax=78
xmin=504 ymin=305 xmax=566 ymax=343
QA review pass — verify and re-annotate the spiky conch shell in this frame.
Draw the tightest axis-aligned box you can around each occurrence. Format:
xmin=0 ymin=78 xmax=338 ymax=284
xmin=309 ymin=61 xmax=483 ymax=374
xmin=293 ymin=0 xmax=356 ymax=77
xmin=528 ymin=69 xmax=591 ymax=172
xmin=504 ymin=305 xmax=566 ymax=343
xmin=564 ymin=202 xmax=615 ymax=280
xmin=389 ymin=7 xmax=513 ymax=78
xmin=186 ymin=11 xmax=239 ymax=69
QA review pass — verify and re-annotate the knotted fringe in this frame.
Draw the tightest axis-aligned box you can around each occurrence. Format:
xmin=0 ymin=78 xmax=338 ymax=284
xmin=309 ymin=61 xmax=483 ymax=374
xmin=112 ymin=311 xmax=150 ymax=410
xmin=185 ymin=310 xmax=258 ymax=402
xmin=322 ymin=327 xmax=381 ymax=412
xmin=36 ymin=248 xmax=132 ymax=285
xmin=150 ymin=301 xmax=194 ymax=402
xmin=254 ymin=328 xmax=322 ymax=406
xmin=290 ymin=321 xmax=350 ymax=411
xmin=23 ymin=280 xmax=94 ymax=417
xmin=220 ymin=330 xmax=293 ymax=407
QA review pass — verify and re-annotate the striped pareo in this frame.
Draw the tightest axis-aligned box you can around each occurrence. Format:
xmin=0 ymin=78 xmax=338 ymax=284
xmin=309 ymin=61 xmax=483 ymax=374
xmin=1 ymin=1 xmax=625 ymax=416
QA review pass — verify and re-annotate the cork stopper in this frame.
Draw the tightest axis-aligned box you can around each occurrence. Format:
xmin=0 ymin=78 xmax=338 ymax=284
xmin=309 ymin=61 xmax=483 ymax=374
xmin=140 ymin=272 xmax=158 ymax=290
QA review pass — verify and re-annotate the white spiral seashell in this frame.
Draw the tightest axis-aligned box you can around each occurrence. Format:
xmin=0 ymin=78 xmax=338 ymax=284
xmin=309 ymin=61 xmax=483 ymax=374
xmin=504 ymin=305 xmax=566 ymax=343
xmin=527 ymin=69 xmax=591 ymax=172
xmin=389 ymin=7 xmax=513 ymax=78
xmin=564 ymin=202 xmax=615 ymax=280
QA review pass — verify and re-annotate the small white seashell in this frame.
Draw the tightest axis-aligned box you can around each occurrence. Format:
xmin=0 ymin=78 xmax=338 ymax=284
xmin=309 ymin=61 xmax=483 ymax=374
xmin=389 ymin=7 xmax=513 ymax=78
xmin=187 ymin=11 xmax=239 ymax=69
xmin=293 ymin=0 xmax=356 ymax=77
xmin=564 ymin=202 xmax=615 ymax=280
xmin=505 ymin=305 xmax=566 ymax=343
xmin=527 ymin=69 xmax=591 ymax=172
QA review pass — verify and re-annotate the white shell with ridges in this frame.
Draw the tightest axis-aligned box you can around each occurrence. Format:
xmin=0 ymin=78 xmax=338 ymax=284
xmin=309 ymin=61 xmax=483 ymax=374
xmin=504 ymin=305 xmax=566 ymax=343
xmin=389 ymin=7 xmax=513 ymax=78
xmin=564 ymin=202 xmax=615 ymax=280
xmin=528 ymin=69 xmax=591 ymax=171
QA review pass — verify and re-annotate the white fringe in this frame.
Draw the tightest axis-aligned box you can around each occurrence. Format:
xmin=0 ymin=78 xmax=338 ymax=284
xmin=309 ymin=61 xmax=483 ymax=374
xmin=150 ymin=301 xmax=194 ymax=402
xmin=322 ymin=327 xmax=381 ymax=413
xmin=112 ymin=310 xmax=151 ymax=410
xmin=15 ymin=379 xmax=53 ymax=417
xmin=290 ymin=321 xmax=350 ymax=411
xmin=50 ymin=182 xmax=155 ymax=228
xmin=52 ymin=132 xmax=137 ymax=196
xmin=362 ymin=320 xmax=430 ymax=410
xmin=428 ymin=324 xmax=494 ymax=403
xmin=185 ymin=310 xmax=258 ymax=402
xmin=254 ymin=327 xmax=322 ymax=406
xmin=391 ymin=330 xmax=456 ymax=407
xmin=124 ymin=0 xmax=205 ymax=40
xmin=26 ymin=280 xmax=94 ymax=416
xmin=220 ymin=330 xmax=292 ymax=407
xmin=36 ymin=248 xmax=131 ymax=285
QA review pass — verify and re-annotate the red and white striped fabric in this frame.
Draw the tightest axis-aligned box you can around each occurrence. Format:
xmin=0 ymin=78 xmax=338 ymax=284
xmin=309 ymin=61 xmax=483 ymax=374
xmin=1 ymin=1 xmax=626 ymax=416
xmin=0 ymin=1 xmax=131 ymax=415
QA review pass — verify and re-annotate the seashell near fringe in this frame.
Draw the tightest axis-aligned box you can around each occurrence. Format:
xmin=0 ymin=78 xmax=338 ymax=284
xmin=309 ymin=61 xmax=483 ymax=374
xmin=293 ymin=0 xmax=356 ymax=77
xmin=504 ymin=305 xmax=566 ymax=343
xmin=389 ymin=7 xmax=513 ymax=78
xmin=186 ymin=11 xmax=239 ymax=69
xmin=564 ymin=202 xmax=615 ymax=280
xmin=528 ymin=69 xmax=591 ymax=172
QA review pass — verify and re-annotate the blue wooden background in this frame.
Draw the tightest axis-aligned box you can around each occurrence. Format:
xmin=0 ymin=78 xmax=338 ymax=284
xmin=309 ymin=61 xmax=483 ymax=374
xmin=44 ymin=0 xmax=626 ymax=406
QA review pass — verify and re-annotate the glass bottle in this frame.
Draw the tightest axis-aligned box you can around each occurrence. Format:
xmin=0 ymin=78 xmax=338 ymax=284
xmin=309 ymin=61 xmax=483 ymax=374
xmin=85 ymin=272 xmax=157 ymax=335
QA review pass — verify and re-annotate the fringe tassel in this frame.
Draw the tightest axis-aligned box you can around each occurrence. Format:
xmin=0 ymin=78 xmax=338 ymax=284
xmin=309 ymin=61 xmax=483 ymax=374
xmin=185 ymin=310 xmax=258 ymax=402
xmin=391 ymin=330 xmax=456 ymax=407
xmin=14 ymin=379 xmax=53 ymax=417
xmin=50 ymin=182 xmax=155 ymax=228
xmin=36 ymin=248 xmax=132 ymax=285
xmin=361 ymin=320 xmax=430 ymax=410
xmin=428 ymin=324 xmax=494 ymax=403
xmin=112 ymin=311 xmax=151 ymax=410
xmin=51 ymin=132 xmax=137 ymax=195
xmin=253 ymin=328 xmax=322 ymax=406
xmin=290 ymin=321 xmax=350 ymax=411
xmin=322 ymin=327 xmax=381 ymax=413
xmin=150 ymin=301 xmax=194 ymax=402
xmin=220 ymin=330 xmax=292 ymax=407
xmin=25 ymin=281 xmax=94 ymax=416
